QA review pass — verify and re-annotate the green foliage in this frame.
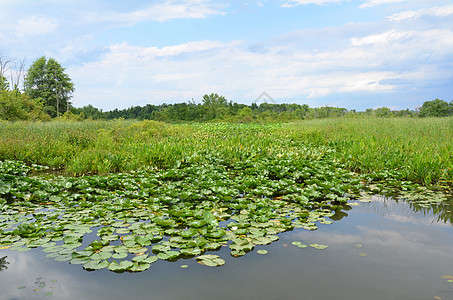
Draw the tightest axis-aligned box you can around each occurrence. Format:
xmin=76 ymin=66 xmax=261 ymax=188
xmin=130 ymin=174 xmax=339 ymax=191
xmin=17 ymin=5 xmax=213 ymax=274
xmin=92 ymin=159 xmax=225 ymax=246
xmin=24 ymin=56 xmax=74 ymax=118
xmin=0 ymin=75 xmax=8 ymax=91
xmin=0 ymin=118 xmax=451 ymax=189
xmin=289 ymin=117 xmax=453 ymax=187
xmin=419 ymin=99 xmax=453 ymax=117
xmin=71 ymin=105 xmax=103 ymax=120
xmin=202 ymin=93 xmax=229 ymax=120
xmin=0 ymin=119 xmax=450 ymax=273
xmin=0 ymin=90 xmax=49 ymax=121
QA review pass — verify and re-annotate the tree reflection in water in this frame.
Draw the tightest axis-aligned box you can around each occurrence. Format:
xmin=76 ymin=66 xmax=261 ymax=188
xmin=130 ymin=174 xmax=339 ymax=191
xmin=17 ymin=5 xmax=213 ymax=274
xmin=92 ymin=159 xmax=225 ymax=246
xmin=0 ymin=256 xmax=9 ymax=271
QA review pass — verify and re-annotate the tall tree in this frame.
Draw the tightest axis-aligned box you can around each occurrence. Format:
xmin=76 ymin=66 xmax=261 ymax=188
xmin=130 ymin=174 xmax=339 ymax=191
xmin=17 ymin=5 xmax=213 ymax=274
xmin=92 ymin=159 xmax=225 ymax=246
xmin=202 ymin=93 xmax=228 ymax=120
xmin=419 ymin=99 xmax=453 ymax=117
xmin=24 ymin=56 xmax=74 ymax=117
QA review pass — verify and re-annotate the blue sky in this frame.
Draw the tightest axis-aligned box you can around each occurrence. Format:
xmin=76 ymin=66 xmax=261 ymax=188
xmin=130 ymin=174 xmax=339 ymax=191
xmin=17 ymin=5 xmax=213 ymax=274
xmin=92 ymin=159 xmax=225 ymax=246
xmin=1 ymin=0 xmax=452 ymax=111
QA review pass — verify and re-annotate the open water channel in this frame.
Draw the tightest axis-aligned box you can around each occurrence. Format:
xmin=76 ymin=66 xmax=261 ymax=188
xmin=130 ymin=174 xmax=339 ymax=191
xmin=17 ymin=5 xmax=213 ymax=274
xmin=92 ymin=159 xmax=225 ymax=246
xmin=1 ymin=196 xmax=453 ymax=300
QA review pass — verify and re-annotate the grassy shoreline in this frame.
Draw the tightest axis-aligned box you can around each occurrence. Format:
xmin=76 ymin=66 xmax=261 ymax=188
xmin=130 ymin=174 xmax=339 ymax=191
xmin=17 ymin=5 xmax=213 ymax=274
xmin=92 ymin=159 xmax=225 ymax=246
xmin=0 ymin=117 xmax=451 ymax=190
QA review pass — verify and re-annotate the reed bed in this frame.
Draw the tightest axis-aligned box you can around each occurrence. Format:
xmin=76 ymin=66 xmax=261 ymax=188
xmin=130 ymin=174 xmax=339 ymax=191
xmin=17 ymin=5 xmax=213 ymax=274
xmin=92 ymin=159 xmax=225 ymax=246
xmin=0 ymin=117 xmax=451 ymax=189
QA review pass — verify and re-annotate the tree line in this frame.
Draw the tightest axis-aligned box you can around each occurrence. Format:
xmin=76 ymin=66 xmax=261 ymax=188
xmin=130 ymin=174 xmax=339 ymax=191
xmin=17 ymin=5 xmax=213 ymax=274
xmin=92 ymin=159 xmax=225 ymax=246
xmin=1 ymin=52 xmax=452 ymax=122
xmin=1 ymin=53 xmax=73 ymax=121
xmin=70 ymin=96 xmax=453 ymax=123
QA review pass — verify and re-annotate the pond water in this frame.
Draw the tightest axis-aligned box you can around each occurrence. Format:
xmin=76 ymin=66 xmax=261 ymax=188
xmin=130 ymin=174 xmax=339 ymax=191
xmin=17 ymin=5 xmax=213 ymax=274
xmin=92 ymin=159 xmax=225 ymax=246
xmin=1 ymin=196 xmax=453 ymax=300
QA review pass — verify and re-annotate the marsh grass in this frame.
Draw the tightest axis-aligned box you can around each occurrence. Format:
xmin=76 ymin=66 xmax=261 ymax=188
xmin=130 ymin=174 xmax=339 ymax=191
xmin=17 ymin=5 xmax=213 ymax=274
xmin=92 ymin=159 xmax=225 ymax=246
xmin=289 ymin=117 xmax=453 ymax=187
xmin=0 ymin=117 xmax=451 ymax=188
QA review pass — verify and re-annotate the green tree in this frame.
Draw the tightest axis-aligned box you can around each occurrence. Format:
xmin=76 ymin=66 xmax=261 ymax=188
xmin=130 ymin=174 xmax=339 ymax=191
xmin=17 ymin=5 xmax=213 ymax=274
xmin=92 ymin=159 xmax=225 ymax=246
xmin=0 ymin=89 xmax=49 ymax=121
xmin=24 ymin=56 xmax=74 ymax=118
xmin=202 ymin=93 xmax=228 ymax=120
xmin=0 ymin=75 xmax=8 ymax=91
xmin=419 ymin=99 xmax=453 ymax=117
xmin=374 ymin=107 xmax=392 ymax=117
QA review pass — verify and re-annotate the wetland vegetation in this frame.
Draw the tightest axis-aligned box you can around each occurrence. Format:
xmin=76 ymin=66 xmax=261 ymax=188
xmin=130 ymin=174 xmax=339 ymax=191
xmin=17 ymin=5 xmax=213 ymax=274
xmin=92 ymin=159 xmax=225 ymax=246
xmin=0 ymin=117 xmax=451 ymax=273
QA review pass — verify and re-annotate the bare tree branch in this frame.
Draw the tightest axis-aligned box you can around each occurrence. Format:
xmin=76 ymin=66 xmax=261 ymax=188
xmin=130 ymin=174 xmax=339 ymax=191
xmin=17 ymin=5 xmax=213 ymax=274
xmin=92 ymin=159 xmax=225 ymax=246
xmin=11 ymin=57 xmax=26 ymax=91
xmin=0 ymin=50 xmax=11 ymax=81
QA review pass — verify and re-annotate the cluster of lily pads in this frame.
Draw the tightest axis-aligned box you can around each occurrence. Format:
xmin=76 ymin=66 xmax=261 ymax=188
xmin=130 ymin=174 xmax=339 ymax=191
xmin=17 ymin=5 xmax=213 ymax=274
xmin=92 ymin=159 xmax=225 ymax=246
xmin=0 ymin=151 xmax=447 ymax=272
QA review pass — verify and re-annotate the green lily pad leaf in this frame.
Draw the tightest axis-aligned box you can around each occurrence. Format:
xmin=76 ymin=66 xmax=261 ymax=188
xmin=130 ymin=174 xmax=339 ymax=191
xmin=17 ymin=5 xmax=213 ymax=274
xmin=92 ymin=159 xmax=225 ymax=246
xmin=233 ymin=228 xmax=248 ymax=235
xmin=132 ymin=253 xmax=149 ymax=262
xmin=179 ymin=229 xmax=197 ymax=238
xmin=257 ymin=249 xmax=268 ymax=255
xmin=42 ymin=246 xmax=62 ymax=253
xmin=203 ymin=211 xmax=219 ymax=227
xmin=205 ymin=229 xmax=226 ymax=239
xmin=108 ymin=260 xmax=134 ymax=272
xmin=143 ymin=256 xmax=158 ymax=264
xmin=17 ymin=246 xmax=32 ymax=252
xmin=62 ymin=242 xmax=82 ymax=249
xmin=196 ymin=254 xmax=225 ymax=267
xmin=181 ymin=264 xmax=189 ymax=269
xmin=122 ymin=239 xmax=136 ymax=248
xmin=98 ymin=251 xmax=112 ymax=260
xmin=112 ymin=252 xmax=128 ymax=259
xmin=83 ymin=260 xmax=109 ymax=271
xmin=46 ymin=252 xmax=60 ymax=258
xmin=129 ymin=262 xmax=151 ymax=272
xmin=102 ymin=235 xmax=119 ymax=242
xmin=128 ymin=247 xmax=148 ymax=254
xmin=113 ymin=245 xmax=128 ymax=253
xmin=157 ymin=250 xmax=180 ymax=260
xmin=152 ymin=244 xmax=170 ymax=253
xmin=309 ymin=244 xmax=328 ymax=250
xmin=55 ymin=254 xmax=72 ymax=262
xmin=134 ymin=236 xmax=151 ymax=247
xmin=188 ymin=220 xmax=206 ymax=228
xmin=251 ymin=236 xmax=272 ymax=245
xmin=115 ymin=228 xmax=130 ymax=235
xmin=99 ymin=246 xmax=115 ymax=252
xmin=203 ymin=242 xmax=222 ymax=251
xmin=41 ymin=242 xmax=57 ymax=248
xmin=69 ymin=257 xmax=90 ymax=265
xmin=180 ymin=247 xmax=202 ymax=256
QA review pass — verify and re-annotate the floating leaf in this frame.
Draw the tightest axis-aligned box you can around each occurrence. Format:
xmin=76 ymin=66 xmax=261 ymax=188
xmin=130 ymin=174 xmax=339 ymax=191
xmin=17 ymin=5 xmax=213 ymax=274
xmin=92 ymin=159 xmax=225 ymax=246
xmin=257 ymin=249 xmax=268 ymax=255
xmin=310 ymin=244 xmax=328 ymax=250
xmin=83 ymin=260 xmax=109 ymax=271
xmin=112 ymin=252 xmax=128 ymax=259
xmin=196 ymin=254 xmax=225 ymax=267
xmin=108 ymin=260 xmax=133 ymax=272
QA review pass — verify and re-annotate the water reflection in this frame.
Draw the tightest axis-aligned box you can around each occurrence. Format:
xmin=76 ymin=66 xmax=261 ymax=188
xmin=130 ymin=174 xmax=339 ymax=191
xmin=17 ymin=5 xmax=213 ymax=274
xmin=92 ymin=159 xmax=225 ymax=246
xmin=1 ymin=197 xmax=453 ymax=300
xmin=0 ymin=256 xmax=9 ymax=271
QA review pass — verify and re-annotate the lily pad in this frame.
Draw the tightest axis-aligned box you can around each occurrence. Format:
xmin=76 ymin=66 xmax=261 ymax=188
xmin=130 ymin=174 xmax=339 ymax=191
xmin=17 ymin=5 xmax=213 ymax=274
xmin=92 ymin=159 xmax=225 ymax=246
xmin=309 ymin=244 xmax=328 ymax=250
xmin=196 ymin=254 xmax=225 ymax=267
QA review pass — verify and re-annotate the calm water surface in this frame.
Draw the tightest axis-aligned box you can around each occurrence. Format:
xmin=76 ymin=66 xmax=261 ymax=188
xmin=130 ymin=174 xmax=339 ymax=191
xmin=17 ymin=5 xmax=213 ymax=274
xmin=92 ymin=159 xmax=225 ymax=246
xmin=1 ymin=196 xmax=453 ymax=300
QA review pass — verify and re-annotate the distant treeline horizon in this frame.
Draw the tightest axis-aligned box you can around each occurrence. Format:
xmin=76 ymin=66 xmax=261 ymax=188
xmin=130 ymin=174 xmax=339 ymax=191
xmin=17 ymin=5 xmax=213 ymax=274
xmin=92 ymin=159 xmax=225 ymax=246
xmin=68 ymin=94 xmax=453 ymax=122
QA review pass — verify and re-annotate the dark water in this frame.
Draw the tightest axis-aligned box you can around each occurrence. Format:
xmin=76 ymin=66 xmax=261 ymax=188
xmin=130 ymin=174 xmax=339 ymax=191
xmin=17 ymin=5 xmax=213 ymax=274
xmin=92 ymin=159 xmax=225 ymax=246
xmin=1 ymin=196 xmax=453 ymax=300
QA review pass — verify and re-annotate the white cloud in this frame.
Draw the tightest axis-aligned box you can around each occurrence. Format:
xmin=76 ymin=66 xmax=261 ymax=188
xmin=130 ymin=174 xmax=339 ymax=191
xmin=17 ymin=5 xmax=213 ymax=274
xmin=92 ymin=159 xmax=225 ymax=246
xmin=350 ymin=29 xmax=414 ymax=46
xmin=69 ymin=21 xmax=453 ymax=110
xmin=87 ymin=0 xmax=225 ymax=24
xmin=282 ymin=0 xmax=345 ymax=8
xmin=15 ymin=16 xmax=58 ymax=38
xmin=359 ymin=0 xmax=406 ymax=9
xmin=388 ymin=4 xmax=453 ymax=21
